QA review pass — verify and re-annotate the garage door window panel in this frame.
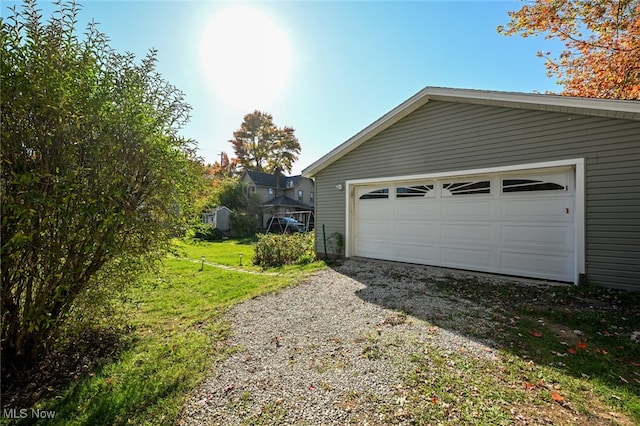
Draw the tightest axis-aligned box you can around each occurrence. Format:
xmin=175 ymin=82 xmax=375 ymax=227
xmin=442 ymin=181 xmax=491 ymax=196
xmin=502 ymin=179 xmax=566 ymax=193
xmin=359 ymin=188 xmax=389 ymax=199
xmin=396 ymin=185 xmax=434 ymax=198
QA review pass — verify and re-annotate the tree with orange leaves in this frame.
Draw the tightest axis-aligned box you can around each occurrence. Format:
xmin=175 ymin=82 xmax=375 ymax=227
xmin=205 ymin=152 xmax=239 ymax=178
xmin=498 ymin=0 xmax=640 ymax=100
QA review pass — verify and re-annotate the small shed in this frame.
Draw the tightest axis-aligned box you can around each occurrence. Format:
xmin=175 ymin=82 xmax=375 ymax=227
xmin=201 ymin=206 xmax=233 ymax=232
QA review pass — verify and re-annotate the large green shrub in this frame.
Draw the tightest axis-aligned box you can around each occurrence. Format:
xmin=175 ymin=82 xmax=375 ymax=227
xmin=230 ymin=212 xmax=256 ymax=238
xmin=1 ymin=0 xmax=197 ymax=371
xmin=192 ymin=224 xmax=223 ymax=241
xmin=253 ymin=233 xmax=316 ymax=267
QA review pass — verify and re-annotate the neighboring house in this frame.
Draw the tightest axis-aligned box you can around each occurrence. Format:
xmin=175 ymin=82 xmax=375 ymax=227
xmin=302 ymin=87 xmax=640 ymax=291
xmin=201 ymin=206 xmax=232 ymax=232
xmin=241 ymin=170 xmax=315 ymax=228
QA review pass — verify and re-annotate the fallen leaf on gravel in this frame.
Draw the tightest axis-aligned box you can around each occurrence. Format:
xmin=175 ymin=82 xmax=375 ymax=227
xmin=551 ymin=390 xmax=565 ymax=403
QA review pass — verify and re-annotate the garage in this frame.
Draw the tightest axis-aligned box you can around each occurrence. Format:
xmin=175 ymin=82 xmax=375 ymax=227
xmin=303 ymin=87 xmax=640 ymax=289
xmin=351 ymin=167 xmax=576 ymax=282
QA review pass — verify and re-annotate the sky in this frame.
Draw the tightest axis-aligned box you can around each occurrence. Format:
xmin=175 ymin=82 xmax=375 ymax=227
xmin=3 ymin=0 xmax=564 ymax=175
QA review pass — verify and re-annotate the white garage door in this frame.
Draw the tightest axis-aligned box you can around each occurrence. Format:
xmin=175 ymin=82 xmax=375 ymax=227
xmin=353 ymin=168 xmax=575 ymax=282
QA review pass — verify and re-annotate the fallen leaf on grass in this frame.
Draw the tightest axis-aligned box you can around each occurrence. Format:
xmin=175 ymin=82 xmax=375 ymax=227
xmin=528 ymin=331 xmax=543 ymax=338
xmin=577 ymin=340 xmax=587 ymax=350
xmin=431 ymin=396 xmax=438 ymax=404
xmin=567 ymin=347 xmax=577 ymax=355
xmin=551 ymin=390 xmax=565 ymax=403
xmin=523 ymin=382 xmax=535 ymax=390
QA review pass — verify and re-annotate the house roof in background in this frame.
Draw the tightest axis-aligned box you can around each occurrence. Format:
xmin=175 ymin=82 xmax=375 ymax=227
xmin=302 ymin=86 xmax=640 ymax=177
xmin=202 ymin=206 xmax=233 ymax=214
xmin=244 ymin=170 xmax=305 ymax=188
xmin=262 ymin=196 xmax=313 ymax=210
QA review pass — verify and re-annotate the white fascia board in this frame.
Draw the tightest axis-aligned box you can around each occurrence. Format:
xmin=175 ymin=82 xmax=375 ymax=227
xmin=424 ymin=87 xmax=640 ymax=116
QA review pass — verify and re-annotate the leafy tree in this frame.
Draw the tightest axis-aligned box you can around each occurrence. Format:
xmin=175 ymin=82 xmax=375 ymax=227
xmin=204 ymin=151 xmax=238 ymax=178
xmin=212 ymin=178 xmax=261 ymax=215
xmin=1 ymin=0 xmax=198 ymax=371
xmin=498 ymin=0 xmax=640 ymax=99
xmin=209 ymin=177 xmax=252 ymax=211
xmin=230 ymin=110 xmax=301 ymax=174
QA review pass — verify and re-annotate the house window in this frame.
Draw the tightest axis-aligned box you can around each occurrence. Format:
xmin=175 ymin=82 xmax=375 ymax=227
xmin=310 ymin=191 xmax=314 ymax=204
xmin=396 ymin=185 xmax=434 ymax=198
xmin=268 ymin=188 xmax=274 ymax=196
xmin=359 ymin=188 xmax=389 ymax=200
xmin=502 ymin=179 xmax=566 ymax=193
xmin=442 ymin=181 xmax=491 ymax=196
xmin=298 ymin=190 xmax=303 ymax=201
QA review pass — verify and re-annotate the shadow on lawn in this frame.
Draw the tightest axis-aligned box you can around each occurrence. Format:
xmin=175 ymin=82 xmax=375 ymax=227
xmin=334 ymin=258 xmax=640 ymax=401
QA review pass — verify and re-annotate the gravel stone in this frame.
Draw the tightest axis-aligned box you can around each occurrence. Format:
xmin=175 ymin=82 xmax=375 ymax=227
xmin=178 ymin=259 xmax=501 ymax=425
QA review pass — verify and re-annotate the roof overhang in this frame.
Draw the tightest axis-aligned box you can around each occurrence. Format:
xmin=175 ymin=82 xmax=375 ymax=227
xmin=302 ymin=86 xmax=640 ymax=178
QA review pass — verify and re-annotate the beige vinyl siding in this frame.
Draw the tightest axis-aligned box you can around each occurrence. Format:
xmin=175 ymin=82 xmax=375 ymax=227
xmin=313 ymin=100 xmax=640 ymax=290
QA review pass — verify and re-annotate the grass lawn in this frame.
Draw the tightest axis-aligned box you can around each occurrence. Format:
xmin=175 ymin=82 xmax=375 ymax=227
xmin=4 ymin=241 xmax=638 ymax=425
xmin=396 ymin=276 xmax=640 ymax=425
xmin=11 ymin=239 xmax=324 ymax=426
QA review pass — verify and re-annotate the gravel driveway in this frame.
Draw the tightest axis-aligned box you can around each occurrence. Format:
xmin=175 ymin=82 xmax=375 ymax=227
xmin=178 ymin=259 xmax=511 ymax=425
